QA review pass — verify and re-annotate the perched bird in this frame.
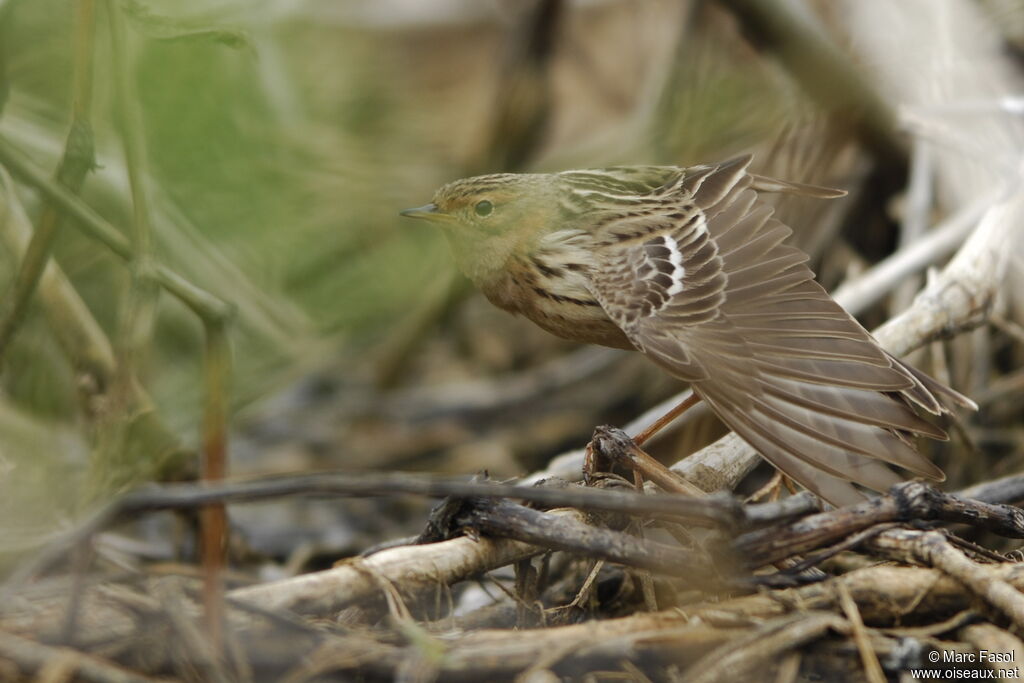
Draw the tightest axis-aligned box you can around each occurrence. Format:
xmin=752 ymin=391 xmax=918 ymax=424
xmin=402 ymin=155 xmax=974 ymax=506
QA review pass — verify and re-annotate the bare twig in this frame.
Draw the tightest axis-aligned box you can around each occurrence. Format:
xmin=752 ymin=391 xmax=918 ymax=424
xmin=227 ymin=513 xmax=557 ymax=614
xmin=684 ymin=612 xmax=848 ymax=683
xmin=830 ymin=192 xmax=990 ymax=318
xmin=631 ymin=391 xmax=701 ymax=447
xmin=735 ymin=480 xmax=1024 ymax=568
xmin=200 ymin=319 xmax=231 ymax=656
xmin=0 ymin=470 xmax=749 ymax=606
xmin=958 ymin=472 xmax=1024 ymax=505
xmin=871 ymin=529 xmax=1024 ymax=629
xmin=836 ymin=581 xmax=886 ymax=683
xmin=874 ymin=195 xmax=1022 ymax=358
xmin=522 ymin=389 xmax=708 ymax=485
xmin=456 ymin=499 xmax=721 ymax=582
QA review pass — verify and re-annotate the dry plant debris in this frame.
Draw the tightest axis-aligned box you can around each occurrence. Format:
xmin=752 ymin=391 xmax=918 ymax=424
xmin=1 ymin=0 xmax=1024 ymax=681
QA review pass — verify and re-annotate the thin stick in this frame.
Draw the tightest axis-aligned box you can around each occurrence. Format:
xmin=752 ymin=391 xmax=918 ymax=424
xmin=836 ymin=581 xmax=886 ymax=683
xmin=831 ymin=193 xmax=989 ymax=317
xmin=200 ymin=319 xmax=231 ymax=657
xmin=0 ymin=471 xmax=747 ymax=599
xmin=873 ymin=529 xmax=1024 ymax=629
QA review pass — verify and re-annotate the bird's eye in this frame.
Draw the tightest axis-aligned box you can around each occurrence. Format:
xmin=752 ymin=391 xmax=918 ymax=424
xmin=474 ymin=200 xmax=493 ymax=217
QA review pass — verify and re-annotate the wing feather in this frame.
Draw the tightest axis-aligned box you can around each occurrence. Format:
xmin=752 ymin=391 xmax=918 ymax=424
xmin=585 ymin=156 xmax=969 ymax=504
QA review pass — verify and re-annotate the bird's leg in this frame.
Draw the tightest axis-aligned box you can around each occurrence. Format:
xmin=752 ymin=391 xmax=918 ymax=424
xmin=631 ymin=391 xmax=702 ymax=446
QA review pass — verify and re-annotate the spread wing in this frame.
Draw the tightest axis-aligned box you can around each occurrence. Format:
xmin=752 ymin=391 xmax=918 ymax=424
xmin=583 ymin=156 xmax=970 ymax=506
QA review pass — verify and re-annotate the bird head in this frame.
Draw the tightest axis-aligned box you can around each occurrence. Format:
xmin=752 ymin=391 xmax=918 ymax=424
xmin=401 ymin=173 xmax=562 ymax=285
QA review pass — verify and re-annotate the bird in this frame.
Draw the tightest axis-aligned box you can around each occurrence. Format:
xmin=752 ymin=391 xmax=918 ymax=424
xmin=401 ymin=155 xmax=975 ymax=506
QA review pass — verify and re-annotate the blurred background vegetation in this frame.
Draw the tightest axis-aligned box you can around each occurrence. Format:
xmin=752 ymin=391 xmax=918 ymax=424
xmin=0 ymin=0 xmax=1021 ymax=571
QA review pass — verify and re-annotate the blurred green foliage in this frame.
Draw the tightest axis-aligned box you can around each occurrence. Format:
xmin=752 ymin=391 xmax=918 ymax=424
xmin=1 ymin=1 xmax=459 ymax=421
xmin=0 ymin=0 xmax=799 ymax=551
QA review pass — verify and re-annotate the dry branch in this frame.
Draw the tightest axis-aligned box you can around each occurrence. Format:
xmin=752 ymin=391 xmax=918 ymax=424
xmin=7 ymin=558 xmax=1024 ymax=679
xmin=735 ymin=480 xmax=1024 ymax=568
xmin=871 ymin=529 xmax=1024 ymax=629
xmin=227 ymin=514 xmax=549 ymax=615
xmin=836 ymin=581 xmax=886 ymax=683
xmin=685 ymin=612 xmax=848 ymax=683
xmin=455 ymin=499 xmax=720 ymax=581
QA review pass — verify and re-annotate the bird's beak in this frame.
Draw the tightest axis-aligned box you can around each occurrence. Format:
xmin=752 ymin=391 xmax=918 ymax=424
xmin=400 ymin=203 xmax=453 ymax=224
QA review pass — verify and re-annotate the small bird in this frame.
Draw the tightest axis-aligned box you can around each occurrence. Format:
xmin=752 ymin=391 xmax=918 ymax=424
xmin=402 ymin=155 xmax=975 ymax=506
